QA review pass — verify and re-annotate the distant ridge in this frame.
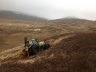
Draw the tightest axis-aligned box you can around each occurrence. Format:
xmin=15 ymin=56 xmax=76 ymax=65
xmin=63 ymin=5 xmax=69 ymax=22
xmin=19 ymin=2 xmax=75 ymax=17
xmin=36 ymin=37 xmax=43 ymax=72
xmin=0 ymin=10 xmax=47 ymax=21
xmin=52 ymin=16 xmax=90 ymax=21
xmin=50 ymin=16 xmax=95 ymax=24
xmin=61 ymin=16 xmax=80 ymax=19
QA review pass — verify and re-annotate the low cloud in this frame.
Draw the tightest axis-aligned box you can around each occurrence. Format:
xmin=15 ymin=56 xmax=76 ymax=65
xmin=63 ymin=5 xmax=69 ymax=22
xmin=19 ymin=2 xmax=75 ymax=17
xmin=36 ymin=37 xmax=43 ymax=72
xmin=0 ymin=0 xmax=96 ymax=20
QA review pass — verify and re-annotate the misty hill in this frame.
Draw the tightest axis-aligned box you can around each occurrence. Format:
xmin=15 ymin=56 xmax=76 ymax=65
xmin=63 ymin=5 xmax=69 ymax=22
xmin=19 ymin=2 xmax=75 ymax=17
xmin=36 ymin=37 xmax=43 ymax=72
xmin=51 ymin=17 xmax=95 ymax=25
xmin=0 ymin=11 xmax=47 ymax=21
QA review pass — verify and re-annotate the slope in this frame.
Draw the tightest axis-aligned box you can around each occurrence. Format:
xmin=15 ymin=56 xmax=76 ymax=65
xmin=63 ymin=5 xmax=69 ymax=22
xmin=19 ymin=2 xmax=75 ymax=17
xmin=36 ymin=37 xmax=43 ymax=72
xmin=0 ymin=32 xmax=96 ymax=72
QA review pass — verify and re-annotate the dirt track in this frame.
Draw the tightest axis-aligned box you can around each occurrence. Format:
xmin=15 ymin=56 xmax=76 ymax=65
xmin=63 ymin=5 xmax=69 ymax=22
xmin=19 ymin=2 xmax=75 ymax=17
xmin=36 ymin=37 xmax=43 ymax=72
xmin=0 ymin=33 xmax=72 ymax=60
xmin=0 ymin=32 xmax=96 ymax=72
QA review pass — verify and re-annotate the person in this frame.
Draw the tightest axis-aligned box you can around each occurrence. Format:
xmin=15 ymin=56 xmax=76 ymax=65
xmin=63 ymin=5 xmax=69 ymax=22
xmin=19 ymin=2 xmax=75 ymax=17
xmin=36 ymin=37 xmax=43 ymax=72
xmin=28 ymin=44 xmax=37 ymax=56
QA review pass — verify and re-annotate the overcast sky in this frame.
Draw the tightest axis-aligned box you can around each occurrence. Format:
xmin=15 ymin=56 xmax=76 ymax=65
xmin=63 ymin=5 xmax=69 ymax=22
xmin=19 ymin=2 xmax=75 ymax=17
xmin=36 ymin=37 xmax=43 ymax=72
xmin=0 ymin=0 xmax=96 ymax=20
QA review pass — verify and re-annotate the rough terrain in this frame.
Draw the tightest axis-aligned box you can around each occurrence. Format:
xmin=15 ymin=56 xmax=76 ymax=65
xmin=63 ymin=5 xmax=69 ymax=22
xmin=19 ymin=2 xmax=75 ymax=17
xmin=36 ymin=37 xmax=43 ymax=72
xmin=0 ymin=19 xmax=96 ymax=72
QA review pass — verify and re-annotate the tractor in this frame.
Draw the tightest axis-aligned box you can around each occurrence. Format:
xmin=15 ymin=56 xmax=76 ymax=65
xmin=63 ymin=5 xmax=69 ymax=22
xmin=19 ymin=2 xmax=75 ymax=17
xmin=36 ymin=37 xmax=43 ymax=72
xmin=17 ymin=37 xmax=50 ymax=58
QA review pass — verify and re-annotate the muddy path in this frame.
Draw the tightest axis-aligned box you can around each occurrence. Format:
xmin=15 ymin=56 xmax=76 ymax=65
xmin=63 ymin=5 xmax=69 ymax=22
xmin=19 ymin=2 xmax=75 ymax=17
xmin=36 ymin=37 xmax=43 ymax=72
xmin=0 ymin=33 xmax=73 ymax=63
xmin=0 ymin=32 xmax=96 ymax=72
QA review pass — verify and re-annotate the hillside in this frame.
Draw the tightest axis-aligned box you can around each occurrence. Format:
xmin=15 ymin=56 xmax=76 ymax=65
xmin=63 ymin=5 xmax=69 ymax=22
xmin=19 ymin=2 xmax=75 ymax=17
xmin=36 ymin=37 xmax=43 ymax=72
xmin=0 ymin=10 xmax=47 ymax=21
xmin=50 ymin=17 xmax=95 ymax=25
xmin=0 ymin=15 xmax=96 ymax=72
xmin=0 ymin=33 xmax=96 ymax=72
